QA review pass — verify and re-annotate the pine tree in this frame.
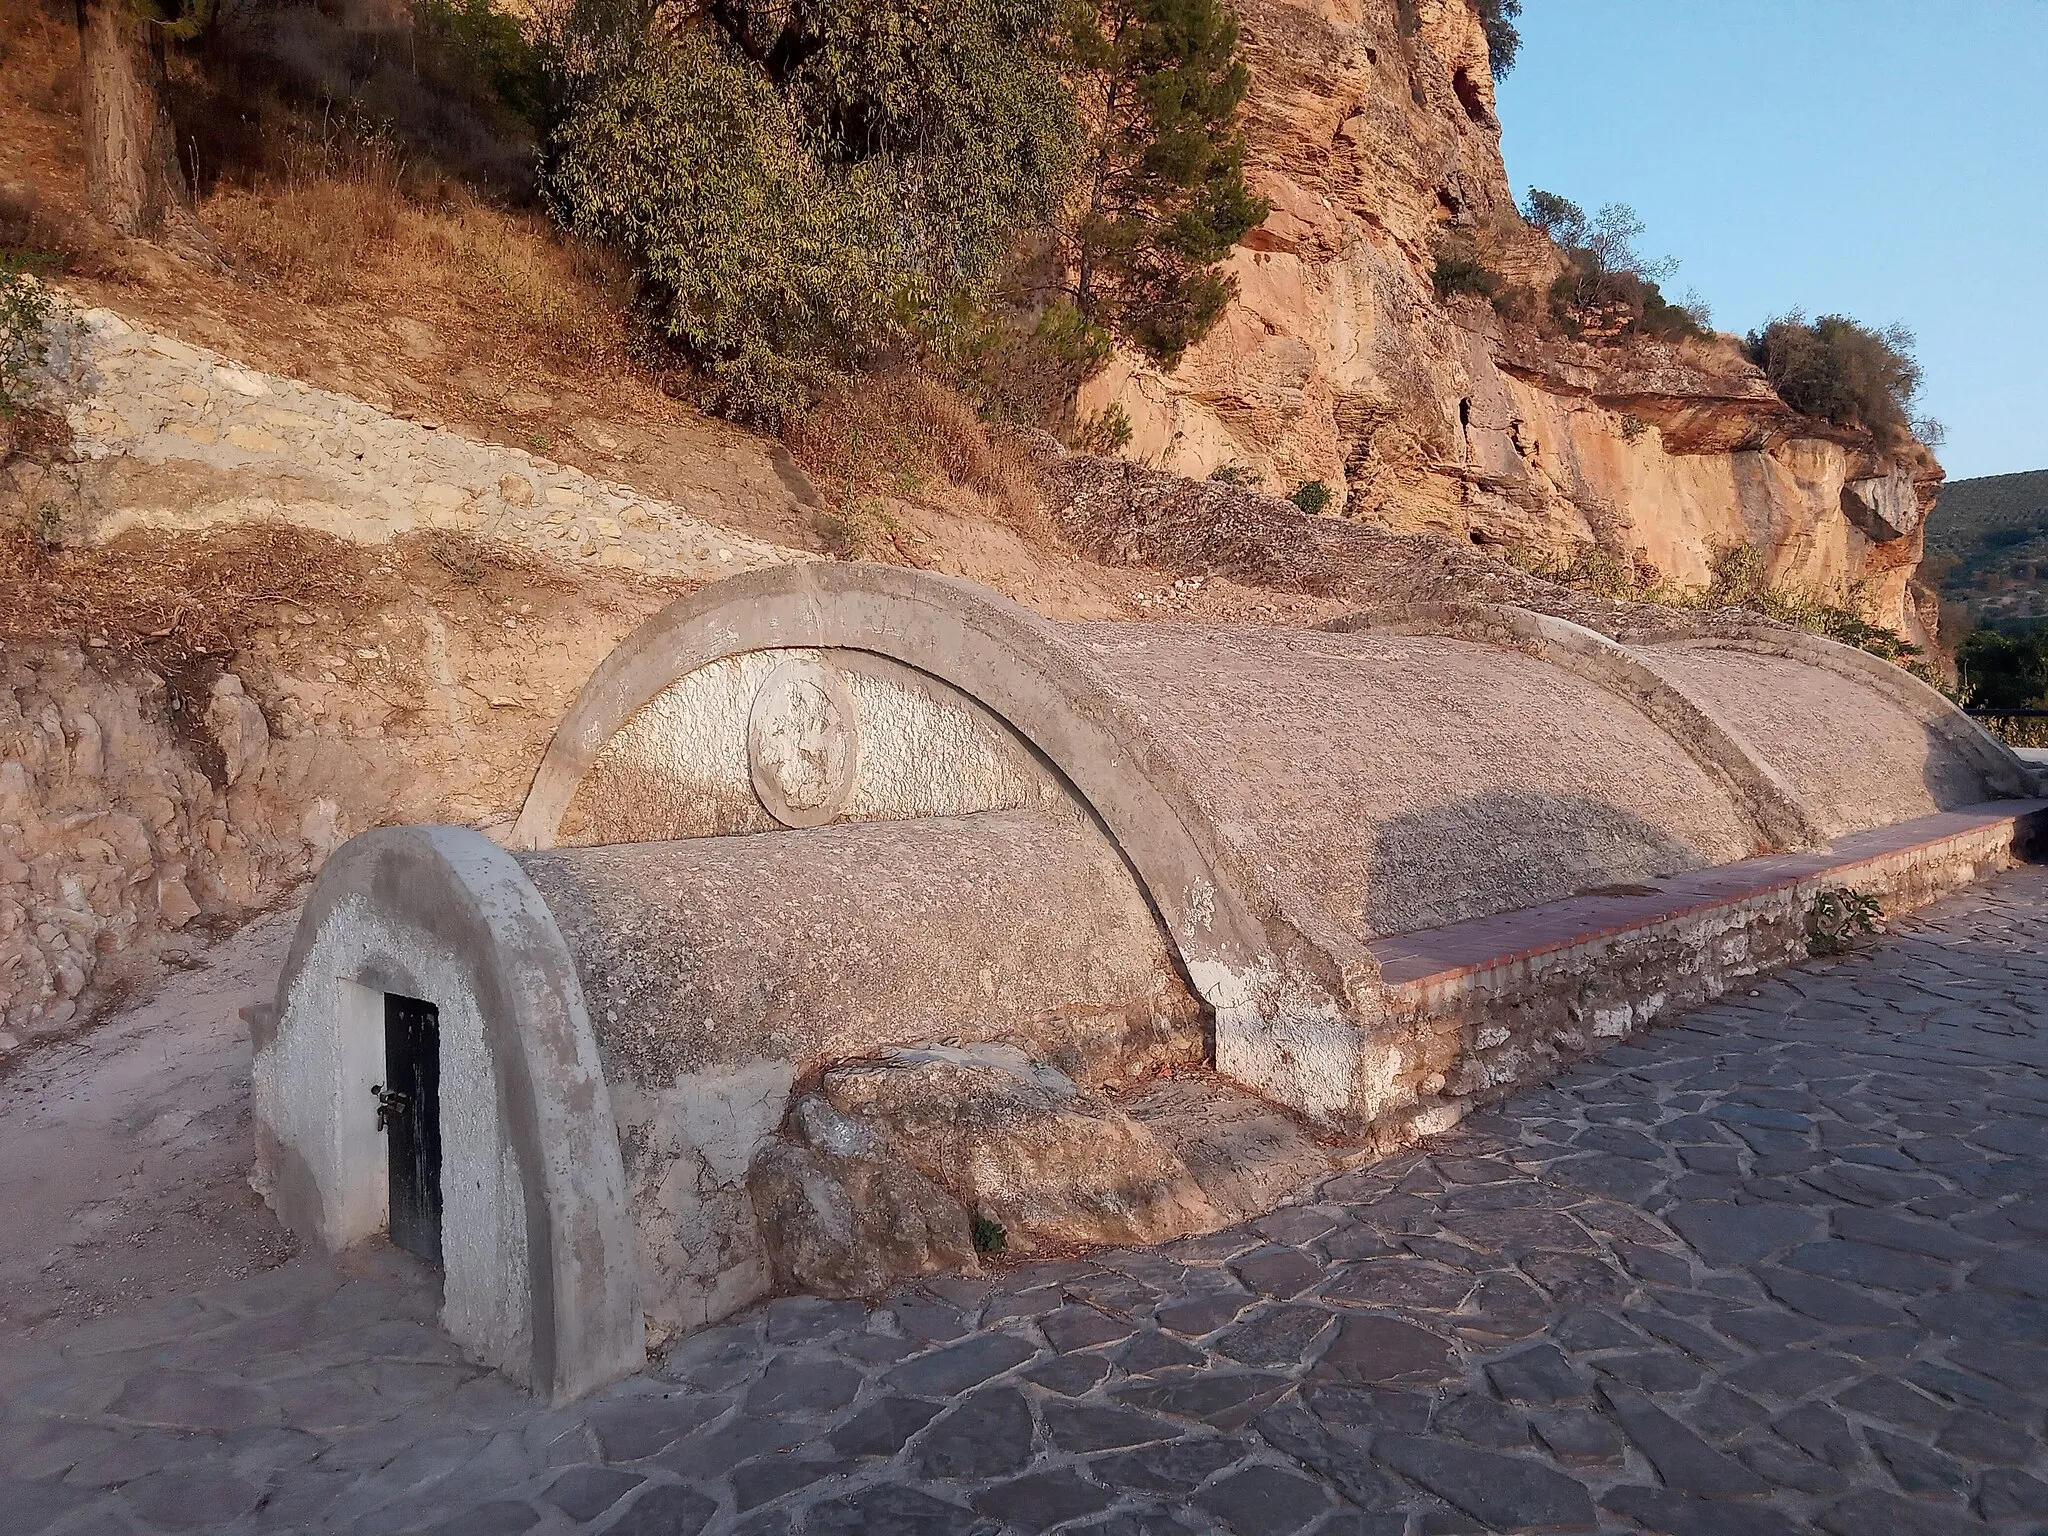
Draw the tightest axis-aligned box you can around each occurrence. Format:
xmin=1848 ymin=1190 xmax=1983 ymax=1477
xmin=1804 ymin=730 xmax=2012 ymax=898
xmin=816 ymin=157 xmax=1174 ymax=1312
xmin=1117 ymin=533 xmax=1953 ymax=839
xmin=1065 ymin=0 xmax=1267 ymax=369
xmin=74 ymin=0 xmax=216 ymax=251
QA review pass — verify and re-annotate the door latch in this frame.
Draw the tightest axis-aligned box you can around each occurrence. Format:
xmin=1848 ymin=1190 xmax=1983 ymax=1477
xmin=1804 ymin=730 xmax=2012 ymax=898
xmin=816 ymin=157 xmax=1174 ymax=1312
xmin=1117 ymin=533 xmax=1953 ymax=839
xmin=371 ymin=1083 xmax=409 ymax=1134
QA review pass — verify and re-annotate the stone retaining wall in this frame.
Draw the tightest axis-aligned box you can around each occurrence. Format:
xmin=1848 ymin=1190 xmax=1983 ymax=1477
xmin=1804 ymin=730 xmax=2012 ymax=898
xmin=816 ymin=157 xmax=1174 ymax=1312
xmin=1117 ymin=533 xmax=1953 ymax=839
xmin=1367 ymin=803 xmax=2048 ymax=1154
xmin=29 ymin=305 xmax=798 ymax=578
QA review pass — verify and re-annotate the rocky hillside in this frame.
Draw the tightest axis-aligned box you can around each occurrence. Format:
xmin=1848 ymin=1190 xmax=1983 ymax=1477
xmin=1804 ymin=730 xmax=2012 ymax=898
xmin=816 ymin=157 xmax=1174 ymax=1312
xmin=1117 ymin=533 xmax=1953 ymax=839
xmin=1924 ymin=469 xmax=2048 ymax=633
xmin=1084 ymin=0 xmax=1941 ymax=644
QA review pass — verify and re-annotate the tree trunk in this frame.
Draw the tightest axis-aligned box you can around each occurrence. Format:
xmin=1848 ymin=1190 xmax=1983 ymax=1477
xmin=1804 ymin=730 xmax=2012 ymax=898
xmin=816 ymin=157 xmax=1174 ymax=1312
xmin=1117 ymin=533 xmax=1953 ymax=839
xmin=76 ymin=0 xmax=195 ymax=239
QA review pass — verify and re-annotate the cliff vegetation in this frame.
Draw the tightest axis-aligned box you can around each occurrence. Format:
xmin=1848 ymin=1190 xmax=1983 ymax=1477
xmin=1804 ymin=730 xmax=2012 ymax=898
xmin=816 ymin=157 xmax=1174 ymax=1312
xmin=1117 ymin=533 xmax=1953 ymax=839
xmin=5 ymin=0 xmax=1957 ymax=661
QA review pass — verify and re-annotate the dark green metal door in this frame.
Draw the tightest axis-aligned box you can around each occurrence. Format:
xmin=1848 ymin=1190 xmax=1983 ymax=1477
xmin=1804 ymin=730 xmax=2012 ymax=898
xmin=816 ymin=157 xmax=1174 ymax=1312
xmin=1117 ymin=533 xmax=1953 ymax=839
xmin=381 ymin=994 xmax=443 ymax=1266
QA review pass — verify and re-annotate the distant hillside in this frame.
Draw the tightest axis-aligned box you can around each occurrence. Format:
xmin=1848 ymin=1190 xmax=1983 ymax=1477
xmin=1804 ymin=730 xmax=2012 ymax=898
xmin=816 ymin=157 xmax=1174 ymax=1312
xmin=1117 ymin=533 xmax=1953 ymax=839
xmin=1924 ymin=469 xmax=2048 ymax=632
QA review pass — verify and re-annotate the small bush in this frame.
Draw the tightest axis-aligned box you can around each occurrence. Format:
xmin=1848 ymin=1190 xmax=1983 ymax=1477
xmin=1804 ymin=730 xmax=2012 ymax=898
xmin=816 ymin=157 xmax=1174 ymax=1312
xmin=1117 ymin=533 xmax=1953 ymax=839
xmin=1491 ymin=284 xmax=1536 ymax=323
xmin=1290 ymin=480 xmax=1332 ymax=515
xmin=1072 ymin=402 xmax=1133 ymax=456
xmin=1744 ymin=313 xmax=1924 ymax=445
xmin=546 ymin=34 xmax=904 ymax=425
xmin=545 ymin=4 xmax=1077 ymax=426
xmin=1697 ymin=543 xmax=1919 ymax=659
xmin=971 ymin=1213 xmax=1007 ymax=1254
xmin=1807 ymin=887 xmax=1882 ymax=957
xmin=1432 ymin=253 xmax=1499 ymax=303
xmin=1522 ymin=190 xmax=1706 ymax=343
xmin=944 ymin=299 xmax=1115 ymax=443
xmin=0 ymin=259 xmax=53 ymax=417
xmin=1208 ymin=463 xmax=1257 ymax=486
xmin=1636 ymin=278 xmax=1707 ymax=342
xmin=785 ymin=368 xmax=1047 ymax=537
xmin=1517 ymin=543 xmax=1672 ymax=604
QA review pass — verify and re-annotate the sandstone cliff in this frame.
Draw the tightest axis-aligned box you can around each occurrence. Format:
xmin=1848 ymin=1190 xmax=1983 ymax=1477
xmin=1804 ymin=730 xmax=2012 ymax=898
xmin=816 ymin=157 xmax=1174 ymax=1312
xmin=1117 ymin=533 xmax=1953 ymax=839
xmin=1082 ymin=0 xmax=1938 ymax=642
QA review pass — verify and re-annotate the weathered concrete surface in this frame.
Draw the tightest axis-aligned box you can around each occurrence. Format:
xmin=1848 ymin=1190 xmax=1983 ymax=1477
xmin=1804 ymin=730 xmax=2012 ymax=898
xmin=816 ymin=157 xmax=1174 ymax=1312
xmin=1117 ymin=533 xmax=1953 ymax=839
xmin=521 ymin=809 xmax=1205 ymax=1342
xmin=1061 ymin=617 xmax=1760 ymax=939
xmin=514 ymin=564 xmax=2027 ymax=1130
xmin=520 ymin=810 xmax=1205 ymax=1088
xmin=1639 ymin=643 xmax=1993 ymax=840
xmin=5 ymin=861 xmax=2045 ymax=1534
xmin=1330 ymin=602 xmax=1825 ymax=853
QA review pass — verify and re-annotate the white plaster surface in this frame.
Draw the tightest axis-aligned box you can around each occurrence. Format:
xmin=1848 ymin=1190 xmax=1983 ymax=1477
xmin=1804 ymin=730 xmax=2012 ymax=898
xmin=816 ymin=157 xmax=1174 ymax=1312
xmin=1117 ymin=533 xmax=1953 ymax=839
xmin=567 ymin=648 xmax=1042 ymax=843
xmin=747 ymin=658 xmax=860 ymax=827
xmin=253 ymin=895 xmax=532 ymax=1382
xmin=608 ymin=1061 xmax=795 ymax=1344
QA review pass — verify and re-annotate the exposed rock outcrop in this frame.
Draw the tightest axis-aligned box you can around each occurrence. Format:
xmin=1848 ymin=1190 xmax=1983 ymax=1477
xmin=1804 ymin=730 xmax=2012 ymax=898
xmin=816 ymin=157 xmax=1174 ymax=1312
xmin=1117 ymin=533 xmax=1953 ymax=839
xmin=747 ymin=1043 xmax=1348 ymax=1299
xmin=1083 ymin=0 xmax=1939 ymax=642
xmin=817 ymin=1044 xmax=1225 ymax=1253
xmin=748 ymin=1094 xmax=981 ymax=1299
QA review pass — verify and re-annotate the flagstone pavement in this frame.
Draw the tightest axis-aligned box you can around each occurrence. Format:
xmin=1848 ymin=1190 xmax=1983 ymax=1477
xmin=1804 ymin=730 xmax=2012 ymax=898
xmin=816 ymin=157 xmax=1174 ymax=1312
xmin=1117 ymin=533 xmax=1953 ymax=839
xmin=5 ymin=866 xmax=2047 ymax=1536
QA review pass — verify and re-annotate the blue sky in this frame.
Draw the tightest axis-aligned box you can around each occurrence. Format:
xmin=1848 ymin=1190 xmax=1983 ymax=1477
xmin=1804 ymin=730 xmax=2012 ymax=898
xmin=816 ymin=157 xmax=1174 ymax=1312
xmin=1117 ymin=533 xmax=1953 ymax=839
xmin=1494 ymin=1 xmax=2046 ymax=481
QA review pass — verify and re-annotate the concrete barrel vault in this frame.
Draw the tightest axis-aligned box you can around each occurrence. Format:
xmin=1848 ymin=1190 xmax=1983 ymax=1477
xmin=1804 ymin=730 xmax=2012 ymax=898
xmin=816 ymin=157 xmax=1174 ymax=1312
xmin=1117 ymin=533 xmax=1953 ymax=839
xmin=255 ymin=562 xmax=2039 ymax=1399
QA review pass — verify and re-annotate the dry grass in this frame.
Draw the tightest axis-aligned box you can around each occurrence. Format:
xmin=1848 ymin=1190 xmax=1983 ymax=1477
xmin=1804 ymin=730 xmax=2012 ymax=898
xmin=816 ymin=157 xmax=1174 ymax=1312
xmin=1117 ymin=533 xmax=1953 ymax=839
xmin=200 ymin=122 xmax=634 ymax=378
xmin=787 ymin=369 xmax=1050 ymax=554
xmin=1 ymin=520 xmax=376 ymax=665
xmin=1517 ymin=540 xmax=1922 ymax=662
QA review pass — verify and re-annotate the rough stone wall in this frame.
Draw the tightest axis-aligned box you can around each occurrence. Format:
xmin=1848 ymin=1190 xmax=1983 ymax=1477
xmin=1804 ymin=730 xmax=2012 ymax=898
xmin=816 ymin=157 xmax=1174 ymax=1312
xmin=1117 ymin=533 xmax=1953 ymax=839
xmin=1371 ymin=808 xmax=2041 ymax=1153
xmin=0 ymin=649 xmax=322 ymax=1049
xmin=2 ymin=302 xmax=808 ymax=1054
xmin=1079 ymin=0 xmax=1936 ymax=641
xmin=0 ymin=579 xmax=685 ymax=1055
xmin=25 ymin=305 xmax=791 ymax=578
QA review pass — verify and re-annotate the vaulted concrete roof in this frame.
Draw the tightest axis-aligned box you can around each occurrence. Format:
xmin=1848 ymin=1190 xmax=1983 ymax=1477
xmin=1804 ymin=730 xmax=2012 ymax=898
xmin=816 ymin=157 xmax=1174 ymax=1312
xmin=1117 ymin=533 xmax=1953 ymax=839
xmin=512 ymin=564 xmax=2030 ymax=1128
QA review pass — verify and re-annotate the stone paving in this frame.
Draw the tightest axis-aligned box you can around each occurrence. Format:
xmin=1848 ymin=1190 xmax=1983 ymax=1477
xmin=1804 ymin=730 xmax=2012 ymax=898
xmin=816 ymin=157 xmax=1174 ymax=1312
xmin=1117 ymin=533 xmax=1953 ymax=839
xmin=5 ymin=867 xmax=2048 ymax=1536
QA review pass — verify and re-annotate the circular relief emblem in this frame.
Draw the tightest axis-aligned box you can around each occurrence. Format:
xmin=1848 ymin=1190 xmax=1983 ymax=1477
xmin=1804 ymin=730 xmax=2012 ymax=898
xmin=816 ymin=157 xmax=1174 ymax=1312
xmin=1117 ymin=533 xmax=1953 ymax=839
xmin=747 ymin=658 xmax=860 ymax=827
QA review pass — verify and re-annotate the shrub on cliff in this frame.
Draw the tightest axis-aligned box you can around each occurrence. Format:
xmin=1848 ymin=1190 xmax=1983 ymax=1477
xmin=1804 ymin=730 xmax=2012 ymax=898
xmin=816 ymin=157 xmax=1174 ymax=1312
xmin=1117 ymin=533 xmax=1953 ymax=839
xmin=1066 ymin=0 xmax=1269 ymax=368
xmin=544 ymin=1 xmax=1078 ymax=424
xmin=1475 ymin=0 xmax=1522 ymax=78
xmin=1431 ymin=240 xmax=1500 ymax=303
xmin=0 ymin=259 xmax=53 ymax=417
xmin=1744 ymin=313 xmax=1924 ymax=446
xmin=1522 ymin=190 xmax=1708 ymax=343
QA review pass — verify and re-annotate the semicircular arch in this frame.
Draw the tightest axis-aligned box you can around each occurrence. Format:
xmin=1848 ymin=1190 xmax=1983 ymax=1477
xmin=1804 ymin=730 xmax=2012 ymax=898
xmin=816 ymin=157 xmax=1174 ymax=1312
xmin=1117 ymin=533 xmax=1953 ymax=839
xmin=512 ymin=562 xmax=1367 ymax=1007
xmin=256 ymin=825 xmax=643 ymax=1404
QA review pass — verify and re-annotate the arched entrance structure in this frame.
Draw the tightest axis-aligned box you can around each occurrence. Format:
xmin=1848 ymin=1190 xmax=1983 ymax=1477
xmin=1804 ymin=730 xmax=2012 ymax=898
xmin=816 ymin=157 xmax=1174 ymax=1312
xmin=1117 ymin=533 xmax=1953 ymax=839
xmin=256 ymin=564 xmax=2040 ymax=1399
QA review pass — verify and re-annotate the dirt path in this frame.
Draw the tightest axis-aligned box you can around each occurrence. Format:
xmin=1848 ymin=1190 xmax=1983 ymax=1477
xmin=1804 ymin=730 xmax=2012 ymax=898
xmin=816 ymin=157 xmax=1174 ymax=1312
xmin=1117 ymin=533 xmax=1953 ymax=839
xmin=0 ymin=910 xmax=301 ymax=1339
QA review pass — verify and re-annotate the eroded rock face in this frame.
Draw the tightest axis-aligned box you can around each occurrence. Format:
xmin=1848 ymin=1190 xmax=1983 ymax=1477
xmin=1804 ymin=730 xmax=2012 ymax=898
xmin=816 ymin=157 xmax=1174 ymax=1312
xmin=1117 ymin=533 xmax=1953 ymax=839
xmin=0 ymin=652 xmax=292 ymax=1048
xmin=1082 ymin=0 xmax=1938 ymax=641
xmin=748 ymin=1096 xmax=980 ymax=1300
xmin=1841 ymin=470 xmax=1922 ymax=542
xmin=822 ymin=1044 xmax=1226 ymax=1254
xmin=750 ymin=1043 xmax=1229 ymax=1295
